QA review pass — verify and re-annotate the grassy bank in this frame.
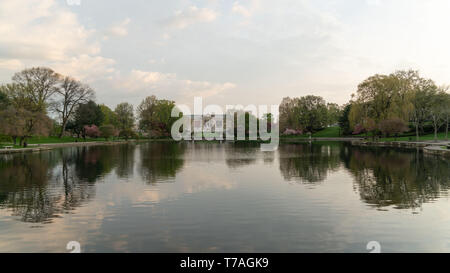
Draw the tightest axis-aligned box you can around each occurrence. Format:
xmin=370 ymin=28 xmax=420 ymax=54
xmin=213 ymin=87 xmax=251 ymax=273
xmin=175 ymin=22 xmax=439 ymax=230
xmin=280 ymin=127 xmax=449 ymax=142
xmin=28 ymin=136 xmax=108 ymax=144
xmin=1 ymin=128 xmax=448 ymax=149
xmin=377 ymin=132 xmax=448 ymax=142
xmin=0 ymin=136 xmax=125 ymax=149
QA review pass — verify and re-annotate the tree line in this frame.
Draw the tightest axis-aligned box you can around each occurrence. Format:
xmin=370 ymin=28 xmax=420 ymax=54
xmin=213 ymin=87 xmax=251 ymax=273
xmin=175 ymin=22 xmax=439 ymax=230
xmin=1 ymin=67 xmax=449 ymax=146
xmin=0 ymin=67 xmax=178 ymax=147
xmin=280 ymin=95 xmax=341 ymax=135
xmin=280 ymin=70 xmax=450 ymax=141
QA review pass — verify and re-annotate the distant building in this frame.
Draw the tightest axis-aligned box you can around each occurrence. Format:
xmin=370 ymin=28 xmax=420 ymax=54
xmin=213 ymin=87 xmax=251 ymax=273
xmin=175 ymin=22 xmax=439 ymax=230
xmin=190 ymin=115 xmax=225 ymax=133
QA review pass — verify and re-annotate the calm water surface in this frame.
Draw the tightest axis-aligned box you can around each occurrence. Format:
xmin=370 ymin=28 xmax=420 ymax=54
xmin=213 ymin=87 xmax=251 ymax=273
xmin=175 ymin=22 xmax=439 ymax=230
xmin=0 ymin=142 xmax=449 ymax=252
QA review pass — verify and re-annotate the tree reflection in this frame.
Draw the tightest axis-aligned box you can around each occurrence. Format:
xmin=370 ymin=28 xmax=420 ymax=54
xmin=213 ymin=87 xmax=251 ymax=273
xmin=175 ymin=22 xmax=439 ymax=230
xmin=278 ymin=142 xmax=341 ymax=183
xmin=342 ymin=145 xmax=450 ymax=209
xmin=1 ymin=141 xmax=449 ymax=225
xmin=58 ymin=149 xmax=96 ymax=211
xmin=115 ymin=144 xmax=136 ymax=178
xmin=0 ymin=153 xmax=60 ymax=223
xmin=139 ymin=143 xmax=185 ymax=184
xmin=0 ymin=145 xmax=122 ymax=223
xmin=225 ymin=142 xmax=259 ymax=169
xmin=74 ymin=146 xmax=117 ymax=182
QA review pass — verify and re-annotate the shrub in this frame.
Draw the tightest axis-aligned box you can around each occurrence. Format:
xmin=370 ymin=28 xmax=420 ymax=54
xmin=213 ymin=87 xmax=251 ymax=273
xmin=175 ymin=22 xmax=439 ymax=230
xmin=84 ymin=125 xmax=101 ymax=138
xmin=352 ymin=124 xmax=365 ymax=135
xmin=282 ymin=128 xmax=303 ymax=136
xmin=99 ymin=125 xmax=116 ymax=140
xmin=378 ymin=118 xmax=409 ymax=138
xmin=119 ymin=128 xmax=138 ymax=140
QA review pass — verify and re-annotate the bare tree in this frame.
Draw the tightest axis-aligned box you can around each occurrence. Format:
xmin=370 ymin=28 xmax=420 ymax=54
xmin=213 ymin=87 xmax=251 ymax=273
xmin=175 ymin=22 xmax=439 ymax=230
xmin=54 ymin=77 xmax=94 ymax=138
xmin=12 ymin=67 xmax=61 ymax=112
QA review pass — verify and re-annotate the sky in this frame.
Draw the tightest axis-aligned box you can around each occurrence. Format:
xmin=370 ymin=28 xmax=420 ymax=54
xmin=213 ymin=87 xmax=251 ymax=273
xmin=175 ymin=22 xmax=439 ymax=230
xmin=1 ymin=0 xmax=450 ymax=110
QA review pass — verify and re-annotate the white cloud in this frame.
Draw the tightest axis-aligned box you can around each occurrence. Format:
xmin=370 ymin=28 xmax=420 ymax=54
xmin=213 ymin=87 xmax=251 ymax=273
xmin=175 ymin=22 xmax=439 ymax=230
xmin=162 ymin=6 xmax=217 ymax=30
xmin=0 ymin=0 xmax=99 ymax=62
xmin=0 ymin=0 xmax=116 ymax=84
xmin=232 ymin=2 xmax=252 ymax=17
xmin=0 ymin=59 xmax=24 ymax=71
xmin=118 ymin=70 xmax=236 ymax=103
xmin=120 ymin=70 xmax=176 ymax=90
xmin=105 ymin=18 xmax=131 ymax=38
xmin=2 ymin=0 xmax=450 ymax=108
xmin=51 ymin=55 xmax=116 ymax=82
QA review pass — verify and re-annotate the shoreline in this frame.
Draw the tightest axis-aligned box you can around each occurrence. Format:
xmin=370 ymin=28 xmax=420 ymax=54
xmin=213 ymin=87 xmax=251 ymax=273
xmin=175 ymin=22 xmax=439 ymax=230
xmin=281 ymin=137 xmax=364 ymax=143
xmin=281 ymin=137 xmax=450 ymax=157
xmin=350 ymin=139 xmax=450 ymax=157
xmin=1 ymin=137 xmax=449 ymax=157
xmin=0 ymin=139 xmax=150 ymax=154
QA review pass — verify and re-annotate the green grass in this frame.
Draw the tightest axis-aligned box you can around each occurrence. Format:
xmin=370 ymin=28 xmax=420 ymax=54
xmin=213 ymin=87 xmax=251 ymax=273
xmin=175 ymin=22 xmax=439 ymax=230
xmin=311 ymin=127 xmax=342 ymax=138
xmin=0 ymin=136 xmax=121 ymax=149
xmin=26 ymin=136 xmax=106 ymax=144
xmin=1 ymin=128 xmax=448 ymax=149
xmin=0 ymin=144 xmax=22 ymax=149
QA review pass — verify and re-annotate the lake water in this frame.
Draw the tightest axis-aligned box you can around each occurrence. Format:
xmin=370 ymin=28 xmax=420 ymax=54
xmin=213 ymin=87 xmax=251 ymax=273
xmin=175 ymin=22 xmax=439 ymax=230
xmin=0 ymin=142 xmax=449 ymax=253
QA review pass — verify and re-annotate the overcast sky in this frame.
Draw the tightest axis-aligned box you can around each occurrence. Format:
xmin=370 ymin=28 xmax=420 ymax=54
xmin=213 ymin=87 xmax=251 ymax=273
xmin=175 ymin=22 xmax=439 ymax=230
xmin=1 ymin=0 xmax=450 ymax=109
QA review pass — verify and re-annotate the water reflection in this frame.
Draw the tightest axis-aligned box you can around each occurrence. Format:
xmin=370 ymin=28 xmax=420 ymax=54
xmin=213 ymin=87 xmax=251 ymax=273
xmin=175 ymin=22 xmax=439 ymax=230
xmin=278 ymin=142 xmax=450 ymax=209
xmin=0 ymin=144 xmax=139 ymax=224
xmin=225 ymin=142 xmax=259 ymax=169
xmin=58 ymin=149 xmax=96 ymax=212
xmin=139 ymin=143 xmax=185 ymax=184
xmin=278 ymin=142 xmax=341 ymax=183
xmin=74 ymin=146 xmax=116 ymax=182
xmin=0 ymin=150 xmax=95 ymax=223
xmin=115 ymin=144 xmax=135 ymax=179
xmin=341 ymin=145 xmax=450 ymax=209
xmin=0 ymin=142 xmax=449 ymax=227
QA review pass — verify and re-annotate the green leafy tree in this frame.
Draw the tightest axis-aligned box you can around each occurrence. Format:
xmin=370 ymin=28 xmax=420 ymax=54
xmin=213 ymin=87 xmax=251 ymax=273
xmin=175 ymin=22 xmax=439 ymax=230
xmin=279 ymin=97 xmax=301 ymax=132
xmin=280 ymin=96 xmax=336 ymax=134
xmin=296 ymin=95 xmax=329 ymax=133
xmin=137 ymin=96 xmax=177 ymax=137
xmin=429 ymin=89 xmax=449 ymax=141
xmin=12 ymin=67 xmax=61 ymax=112
xmin=338 ymin=104 xmax=352 ymax=136
xmin=0 ymin=81 xmax=52 ymax=146
xmin=405 ymin=73 xmax=438 ymax=140
xmin=119 ymin=128 xmax=138 ymax=140
xmin=99 ymin=124 xmax=117 ymax=140
xmin=114 ymin=102 xmax=135 ymax=133
xmin=73 ymin=100 xmax=104 ymax=138
xmin=0 ymin=88 xmax=9 ymax=108
xmin=443 ymin=92 xmax=450 ymax=140
xmin=326 ymin=103 xmax=341 ymax=127
xmin=1 ymin=83 xmax=35 ymax=111
xmin=349 ymin=70 xmax=428 ymax=134
xmin=99 ymin=104 xmax=118 ymax=127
